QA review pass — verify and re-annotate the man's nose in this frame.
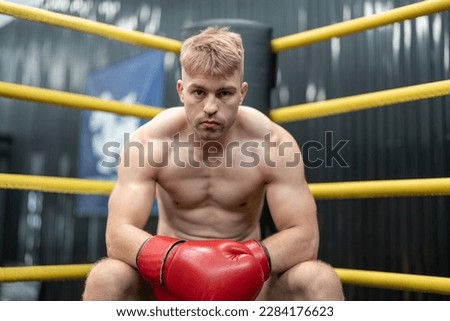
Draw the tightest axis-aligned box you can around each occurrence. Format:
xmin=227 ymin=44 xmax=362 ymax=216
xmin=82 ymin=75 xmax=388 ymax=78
xmin=203 ymin=96 xmax=218 ymax=115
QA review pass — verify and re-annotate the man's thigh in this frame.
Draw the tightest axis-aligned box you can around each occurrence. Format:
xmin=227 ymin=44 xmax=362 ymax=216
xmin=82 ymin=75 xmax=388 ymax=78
xmin=255 ymin=260 xmax=344 ymax=301
xmin=255 ymin=273 xmax=288 ymax=300
xmin=84 ymin=257 xmax=155 ymax=300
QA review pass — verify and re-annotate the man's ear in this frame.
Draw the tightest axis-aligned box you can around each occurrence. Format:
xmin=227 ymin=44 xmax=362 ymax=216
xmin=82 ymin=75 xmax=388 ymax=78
xmin=176 ymin=80 xmax=185 ymax=103
xmin=240 ymin=82 xmax=249 ymax=104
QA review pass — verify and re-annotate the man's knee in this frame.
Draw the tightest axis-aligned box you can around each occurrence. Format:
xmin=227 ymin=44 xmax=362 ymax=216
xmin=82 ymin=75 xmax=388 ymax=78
xmin=265 ymin=260 xmax=344 ymax=300
xmin=83 ymin=258 xmax=151 ymax=300
xmin=290 ymin=260 xmax=344 ymax=300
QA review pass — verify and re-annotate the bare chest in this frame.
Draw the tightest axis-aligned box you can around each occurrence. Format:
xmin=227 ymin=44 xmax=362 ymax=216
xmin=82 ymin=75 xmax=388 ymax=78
xmin=156 ymin=164 xmax=266 ymax=211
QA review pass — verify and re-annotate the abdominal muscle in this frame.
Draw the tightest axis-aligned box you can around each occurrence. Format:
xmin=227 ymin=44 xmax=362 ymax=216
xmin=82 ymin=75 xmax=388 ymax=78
xmin=152 ymin=152 xmax=267 ymax=241
xmin=157 ymin=217 xmax=262 ymax=241
xmin=155 ymin=189 xmax=264 ymax=241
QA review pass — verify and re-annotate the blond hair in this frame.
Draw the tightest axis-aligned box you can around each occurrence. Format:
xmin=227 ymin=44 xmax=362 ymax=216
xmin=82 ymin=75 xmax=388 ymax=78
xmin=180 ymin=27 xmax=244 ymax=79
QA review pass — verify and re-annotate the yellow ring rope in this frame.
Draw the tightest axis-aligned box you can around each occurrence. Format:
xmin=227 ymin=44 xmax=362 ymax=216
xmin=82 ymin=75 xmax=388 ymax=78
xmin=271 ymin=0 xmax=450 ymax=52
xmin=1 ymin=1 xmax=447 ymax=54
xmin=270 ymin=79 xmax=450 ymax=123
xmin=0 ymin=264 xmax=93 ymax=282
xmin=0 ymin=1 xmax=182 ymax=53
xmin=0 ymin=174 xmax=113 ymax=195
xmin=0 ymin=82 xmax=164 ymax=119
xmin=335 ymin=268 xmax=450 ymax=296
xmin=0 ymin=264 xmax=449 ymax=295
xmin=309 ymin=177 xmax=450 ymax=199
xmin=1 ymin=80 xmax=448 ymax=123
xmin=1 ymin=174 xmax=450 ymax=199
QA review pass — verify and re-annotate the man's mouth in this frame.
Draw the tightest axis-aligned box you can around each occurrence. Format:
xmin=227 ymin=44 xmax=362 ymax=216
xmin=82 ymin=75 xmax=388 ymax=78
xmin=200 ymin=120 xmax=220 ymax=128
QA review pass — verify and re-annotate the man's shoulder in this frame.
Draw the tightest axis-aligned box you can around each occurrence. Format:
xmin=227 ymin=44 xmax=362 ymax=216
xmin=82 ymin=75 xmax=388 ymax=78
xmin=238 ymin=106 xmax=292 ymax=141
xmin=237 ymin=106 xmax=272 ymax=134
xmin=239 ymin=106 xmax=269 ymax=119
xmin=136 ymin=107 xmax=186 ymax=140
xmin=152 ymin=106 xmax=185 ymax=123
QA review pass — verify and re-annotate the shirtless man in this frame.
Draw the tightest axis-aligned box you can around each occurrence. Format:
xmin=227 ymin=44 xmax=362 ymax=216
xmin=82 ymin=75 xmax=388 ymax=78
xmin=82 ymin=27 xmax=344 ymax=301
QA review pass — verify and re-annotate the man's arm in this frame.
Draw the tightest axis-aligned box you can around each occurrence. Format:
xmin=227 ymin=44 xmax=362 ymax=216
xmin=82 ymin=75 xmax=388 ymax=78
xmin=105 ymin=134 xmax=157 ymax=268
xmin=262 ymin=126 xmax=319 ymax=274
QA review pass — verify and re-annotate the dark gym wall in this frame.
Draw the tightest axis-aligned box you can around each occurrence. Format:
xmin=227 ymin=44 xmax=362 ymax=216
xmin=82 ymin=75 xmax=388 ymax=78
xmin=0 ymin=0 xmax=448 ymax=300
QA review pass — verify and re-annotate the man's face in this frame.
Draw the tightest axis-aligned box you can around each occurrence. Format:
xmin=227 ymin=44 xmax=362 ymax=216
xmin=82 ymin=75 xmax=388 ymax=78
xmin=177 ymin=69 xmax=248 ymax=141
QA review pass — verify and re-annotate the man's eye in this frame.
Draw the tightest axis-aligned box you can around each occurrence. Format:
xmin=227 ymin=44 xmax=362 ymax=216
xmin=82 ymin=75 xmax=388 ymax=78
xmin=193 ymin=90 xmax=204 ymax=97
xmin=218 ymin=91 xmax=231 ymax=98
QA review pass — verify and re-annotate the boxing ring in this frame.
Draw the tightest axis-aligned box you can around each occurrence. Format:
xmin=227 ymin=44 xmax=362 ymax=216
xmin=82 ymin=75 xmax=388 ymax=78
xmin=1 ymin=0 xmax=450 ymax=296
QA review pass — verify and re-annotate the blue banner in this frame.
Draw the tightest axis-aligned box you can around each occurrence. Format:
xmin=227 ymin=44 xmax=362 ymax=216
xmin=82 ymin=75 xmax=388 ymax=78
xmin=77 ymin=50 xmax=164 ymax=217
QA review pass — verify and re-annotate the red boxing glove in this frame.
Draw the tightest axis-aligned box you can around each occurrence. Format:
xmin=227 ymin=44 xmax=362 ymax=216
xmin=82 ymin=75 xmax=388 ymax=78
xmin=242 ymin=240 xmax=271 ymax=280
xmin=136 ymin=235 xmax=182 ymax=300
xmin=136 ymin=236 xmax=267 ymax=300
